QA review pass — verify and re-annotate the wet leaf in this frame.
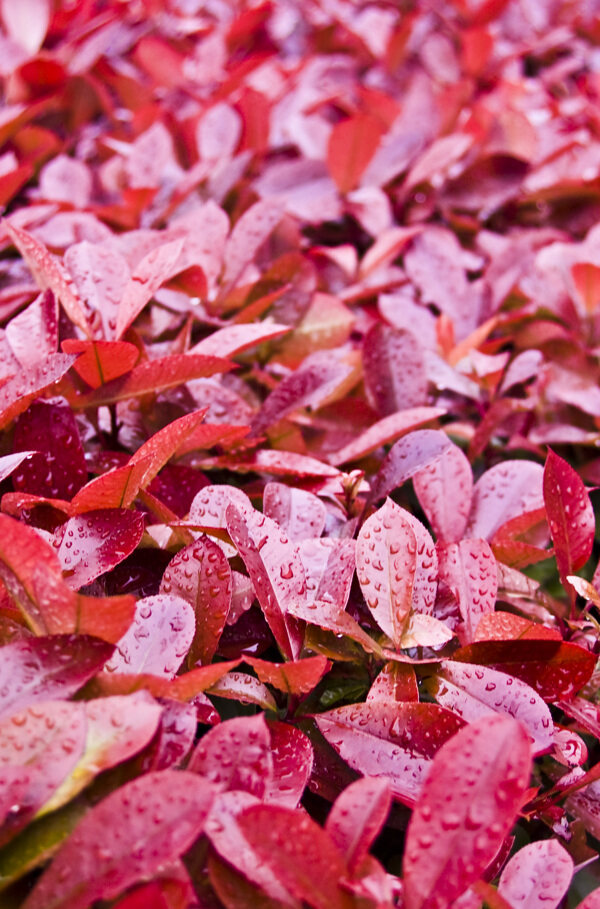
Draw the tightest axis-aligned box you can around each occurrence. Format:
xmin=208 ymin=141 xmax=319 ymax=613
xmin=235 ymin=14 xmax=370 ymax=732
xmin=368 ymin=429 xmax=453 ymax=504
xmin=327 ymin=114 xmax=384 ymax=194
xmin=21 ymin=770 xmax=216 ymax=909
xmin=116 ymin=238 xmax=184 ymax=339
xmin=315 ymin=701 xmax=465 ymax=806
xmin=413 ymin=443 xmax=473 ymax=544
xmin=245 ymin=654 xmax=330 ymax=695
xmin=263 ymin=482 xmax=326 ymax=541
xmin=498 ymin=840 xmax=573 ymax=908
xmin=265 ymin=721 xmax=313 ymax=808
xmin=188 ymin=714 xmax=273 ymax=798
xmin=0 ymin=353 xmax=76 ymax=431
xmin=104 ymin=595 xmax=195 ymax=678
xmin=362 ymin=324 xmax=427 ymax=415
xmin=325 ymin=776 xmax=392 ymax=873
xmin=437 ymin=539 xmax=497 ymax=643
xmin=543 ymin=450 xmax=595 ymax=596
xmin=61 ymin=339 xmax=139 ymax=388
xmin=403 ymin=715 xmax=532 ymax=909
xmin=54 ymin=509 xmax=145 ymax=589
xmin=160 ymin=536 xmax=232 ymax=666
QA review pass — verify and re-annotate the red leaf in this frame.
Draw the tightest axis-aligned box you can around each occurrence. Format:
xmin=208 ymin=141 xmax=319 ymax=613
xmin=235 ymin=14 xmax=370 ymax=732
xmin=188 ymin=482 xmax=252 ymax=533
xmin=128 ymin=409 xmax=209 ymax=489
xmin=160 ymin=536 xmax=232 ymax=666
xmin=189 ymin=714 xmax=273 ymax=798
xmin=4 ymin=222 xmax=91 ymax=335
xmin=367 ymin=661 xmax=419 ymax=703
xmin=265 ymin=720 xmax=313 ymax=808
xmin=263 ymin=482 xmax=326 ymax=541
xmin=426 ymin=660 xmax=553 ymax=755
xmin=54 ymin=509 xmax=145 ymax=589
xmin=21 ymin=770 xmax=216 ymax=909
xmin=70 ymin=354 xmax=234 ymax=408
xmin=70 ymin=457 xmax=151 ymax=512
xmin=362 ymin=324 xmax=427 ymax=415
xmin=543 ymin=450 xmax=595 ymax=594
xmin=403 ymin=715 xmax=532 ymax=909
xmin=6 ymin=288 xmax=57 ymax=369
xmin=226 ymin=503 xmax=304 ymax=660
xmin=245 ymin=654 xmax=330 ymax=695
xmin=0 ymin=634 xmax=113 ymax=719
xmin=327 ymin=114 xmax=384 ymax=194
xmin=115 ymin=238 xmax=184 ymax=339
xmin=368 ymin=429 xmax=454 ymax=504
xmin=237 ymin=803 xmax=354 ymax=909
xmin=453 ymin=640 xmax=596 ymax=702
xmin=437 ymin=539 xmax=497 ymax=643
xmin=413 ymin=443 xmax=473 ymax=543
xmin=190 ymin=322 xmax=290 ymax=358
xmin=474 ymin=612 xmax=562 ymax=642
xmin=498 ymin=840 xmax=573 ymax=908
xmin=572 ymin=262 xmax=600 ymax=314
xmin=0 ymin=513 xmax=77 ymax=634
xmin=325 ymin=777 xmax=392 ymax=873
xmin=75 ymin=592 xmax=136 ymax=645
xmin=315 ymin=701 xmax=465 ymax=807
xmin=0 ymin=352 xmax=76 ymax=431
xmin=61 ymin=339 xmax=139 ymax=388
xmin=356 ymin=499 xmax=417 ymax=646
xmin=576 ymin=887 xmax=600 ymax=908
xmin=104 ymin=595 xmax=195 ymax=679
xmin=12 ymin=399 xmax=87 ymax=499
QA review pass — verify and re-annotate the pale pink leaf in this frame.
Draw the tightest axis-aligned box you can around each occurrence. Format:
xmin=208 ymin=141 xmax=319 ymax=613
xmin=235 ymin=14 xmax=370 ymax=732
xmin=498 ymin=840 xmax=573 ymax=909
xmin=263 ymin=482 xmax=326 ymax=541
xmin=116 ymin=238 xmax=185 ymax=339
xmin=104 ymin=595 xmax=195 ymax=678
xmin=413 ymin=443 xmax=473 ymax=543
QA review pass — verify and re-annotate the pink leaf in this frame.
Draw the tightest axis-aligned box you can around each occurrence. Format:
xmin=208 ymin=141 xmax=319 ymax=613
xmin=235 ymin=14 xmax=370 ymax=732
xmin=325 ymin=777 xmax=392 ymax=873
xmin=466 ymin=460 xmax=544 ymax=541
xmin=362 ymin=324 xmax=427 ymax=415
xmin=160 ymin=536 xmax=232 ymax=666
xmin=54 ymin=509 xmax=145 ymax=589
xmin=576 ymin=887 xmax=600 ymax=908
xmin=263 ymin=482 xmax=326 ymax=541
xmin=104 ymin=595 xmax=195 ymax=678
xmin=188 ymin=714 xmax=273 ymax=798
xmin=190 ymin=322 xmax=290 ymax=358
xmin=315 ymin=701 xmax=465 ymax=806
xmin=222 ymin=200 xmax=283 ymax=291
xmin=22 ymin=770 xmax=216 ymax=909
xmin=427 ymin=660 xmax=553 ymax=755
xmin=0 ymin=451 xmax=37 ymax=484
xmin=4 ymin=222 xmax=91 ymax=335
xmin=0 ymin=352 xmax=76 ymax=431
xmin=6 ymin=289 xmax=57 ymax=369
xmin=226 ymin=503 xmax=304 ymax=660
xmin=1 ymin=0 xmax=51 ymax=54
xmin=543 ymin=449 xmax=595 ymax=594
xmin=116 ymin=238 xmax=185 ymax=339
xmin=368 ymin=429 xmax=454 ymax=504
xmin=0 ymin=634 xmax=113 ymax=719
xmin=498 ymin=840 xmax=573 ymax=908
xmin=328 ymin=407 xmax=446 ymax=466
xmin=437 ymin=539 xmax=497 ymax=643
xmin=298 ymin=537 xmax=356 ymax=610
xmin=413 ymin=443 xmax=473 ymax=543
xmin=403 ymin=715 xmax=532 ymax=909
xmin=64 ymin=242 xmax=130 ymax=340
xmin=237 ymin=803 xmax=354 ymax=909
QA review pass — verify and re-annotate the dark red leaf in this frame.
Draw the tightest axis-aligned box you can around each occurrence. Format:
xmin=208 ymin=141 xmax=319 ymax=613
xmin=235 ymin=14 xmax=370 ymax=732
xmin=325 ymin=777 xmax=392 ymax=873
xmin=54 ymin=509 xmax=145 ymax=589
xmin=0 ymin=634 xmax=113 ymax=719
xmin=21 ymin=770 xmax=216 ymax=909
xmin=160 ymin=536 xmax=232 ymax=666
xmin=498 ymin=840 xmax=573 ymax=908
xmin=12 ymin=399 xmax=87 ymax=500
xmin=315 ymin=701 xmax=465 ymax=806
xmin=453 ymin=640 xmax=596 ymax=702
xmin=543 ymin=450 xmax=595 ymax=594
xmin=403 ymin=715 xmax=532 ymax=909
